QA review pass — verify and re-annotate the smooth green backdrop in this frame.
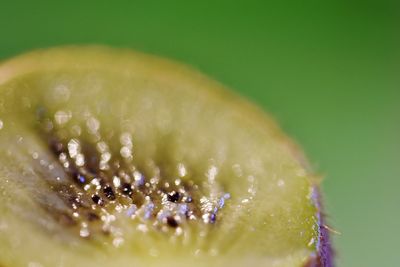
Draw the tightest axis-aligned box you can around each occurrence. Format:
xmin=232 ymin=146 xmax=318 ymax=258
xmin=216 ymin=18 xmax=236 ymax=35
xmin=0 ymin=1 xmax=399 ymax=266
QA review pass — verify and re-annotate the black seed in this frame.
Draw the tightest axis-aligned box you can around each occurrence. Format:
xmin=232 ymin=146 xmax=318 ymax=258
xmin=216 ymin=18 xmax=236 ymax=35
xmin=49 ymin=138 xmax=64 ymax=154
xmin=210 ymin=213 xmax=216 ymax=223
xmin=69 ymin=168 xmax=83 ymax=185
xmin=185 ymin=196 xmax=193 ymax=203
xmin=121 ymin=183 xmax=133 ymax=196
xmin=167 ymin=191 xmax=180 ymax=202
xmin=91 ymin=194 xmax=104 ymax=205
xmin=68 ymin=195 xmax=81 ymax=209
xmin=103 ymin=185 xmax=116 ymax=200
xmin=102 ymin=229 xmax=111 ymax=236
xmin=57 ymin=212 xmax=77 ymax=226
xmin=87 ymin=212 xmax=100 ymax=221
xmin=166 ymin=216 xmax=179 ymax=228
xmin=76 ymin=174 xmax=86 ymax=184
xmin=80 ymin=141 xmax=100 ymax=174
xmin=185 ymin=210 xmax=191 ymax=218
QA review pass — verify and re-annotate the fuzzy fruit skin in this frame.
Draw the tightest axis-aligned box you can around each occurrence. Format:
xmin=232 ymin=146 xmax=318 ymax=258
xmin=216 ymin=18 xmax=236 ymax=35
xmin=304 ymin=188 xmax=333 ymax=267
xmin=286 ymin=137 xmax=333 ymax=267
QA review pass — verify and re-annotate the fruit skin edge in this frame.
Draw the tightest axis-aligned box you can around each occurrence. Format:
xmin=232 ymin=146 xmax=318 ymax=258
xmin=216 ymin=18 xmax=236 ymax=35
xmin=0 ymin=46 xmax=334 ymax=267
xmin=284 ymin=124 xmax=334 ymax=267
xmin=303 ymin=187 xmax=333 ymax=267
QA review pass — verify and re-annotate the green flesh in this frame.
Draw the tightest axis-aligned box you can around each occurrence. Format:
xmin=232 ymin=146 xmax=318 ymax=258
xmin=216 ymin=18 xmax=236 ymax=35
xmin=0 ymin=47 xmax=320 ymax=267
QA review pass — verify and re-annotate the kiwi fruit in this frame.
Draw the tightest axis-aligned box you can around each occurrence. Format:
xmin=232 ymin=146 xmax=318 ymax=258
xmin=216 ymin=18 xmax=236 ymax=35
xmin=0 ymin=46 xmax=332 ymax=267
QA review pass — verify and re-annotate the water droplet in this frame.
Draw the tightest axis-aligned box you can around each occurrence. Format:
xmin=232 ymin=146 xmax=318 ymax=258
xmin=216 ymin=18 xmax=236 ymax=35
xmin=307 ymin=237 xmax=315 ymax=247
xmin=178 ymin=163 xmax=187 ymax=177
xmin=113 ymin=176 xmax=121 ymax=188
xmin=80 ymin=227 xmax=90 ymax=238
xmin=67 ymin=139 xmax=80 ymax=158
xmin=241 ymin=198 xmax=249 ymax=204
xmin=126 ymin=204 xmax=137 ymax=218
xmin=120 ymin=146 xmax=132 ymax=158
xmin=120 ymin=132 xmax=132 ymax=147
xmin=137 ymin=224 xmax=148 ymax=233
xmin=113 ymin=237 xmax=124 ymax=247
xmin=207 ymin=165 xmax=218 ymax=183
xmin=75 ymin=153 xmax=85 ymax=166
xmin=277 ymin=179 xmax=285 ymax=187
xmin=53 ymin=84 xmax=70 ymax=102
xmin=133 ymin=171 xmax=144 ymax=186
xmin=54 ymin=110 xmax=71 ymax=125
xmin=86 ymin=117 xmax=100 ymax=134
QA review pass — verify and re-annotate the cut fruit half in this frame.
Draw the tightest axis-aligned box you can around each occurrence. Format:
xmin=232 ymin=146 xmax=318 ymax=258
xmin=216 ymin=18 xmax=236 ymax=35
xmin=0 ymin=46 xmax=332 ymax=267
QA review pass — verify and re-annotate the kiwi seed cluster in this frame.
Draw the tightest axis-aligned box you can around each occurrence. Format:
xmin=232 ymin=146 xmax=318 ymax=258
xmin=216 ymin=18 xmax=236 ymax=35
xmin=33 ymin=107 xmax=230 ymax=246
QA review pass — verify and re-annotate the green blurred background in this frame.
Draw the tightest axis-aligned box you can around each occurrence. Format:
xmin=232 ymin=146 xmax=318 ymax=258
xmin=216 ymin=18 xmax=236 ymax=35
xmin=0 ymin=1 xmax=398 ymax=266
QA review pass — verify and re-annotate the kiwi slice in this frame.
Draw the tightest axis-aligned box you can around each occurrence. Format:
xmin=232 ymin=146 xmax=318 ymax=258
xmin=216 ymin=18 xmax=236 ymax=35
xmin=0 ymin=47 xmax=332 ymax=267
